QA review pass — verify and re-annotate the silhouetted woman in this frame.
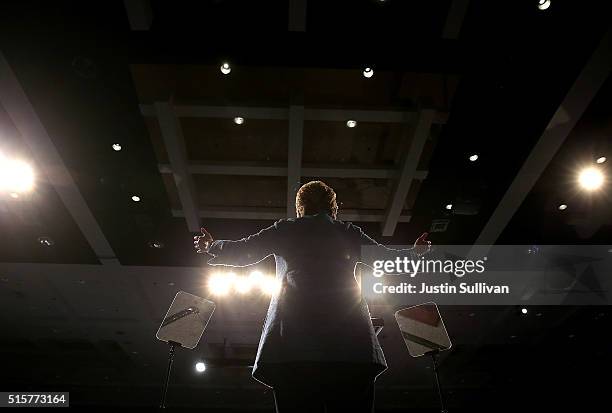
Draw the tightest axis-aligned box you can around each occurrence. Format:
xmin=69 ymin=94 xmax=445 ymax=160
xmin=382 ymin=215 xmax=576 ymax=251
xmin=195 ymin=180 xmax=430 ymax=413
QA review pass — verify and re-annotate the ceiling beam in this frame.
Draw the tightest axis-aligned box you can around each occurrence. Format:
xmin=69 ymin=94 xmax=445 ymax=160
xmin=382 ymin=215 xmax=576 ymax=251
xmin=442 ymin=0 xmax=470 ymax=40
xmin=154 ymin=102 xmax=201 ymax=233
xmin=158 ymin=162 xmax=428 ymax=180
xmin=123 ymin=0 xmax=153 ymax=31
xmin=0 ymin=52 xmax=119 ymax=265
xmin=288 ymin=0 xmax=307 ymax=32
xmin=172 ymin=207 xmax=411 ymax=223
xmin=140 ymin=104 xmax=448 ymax=125
xmin=474 ymin=28 xmax=612 ymax=247
xmin=382 ymin=108 xmax=435 ymax=236
xmin=287 ymin=105 xmax=304 ymax=218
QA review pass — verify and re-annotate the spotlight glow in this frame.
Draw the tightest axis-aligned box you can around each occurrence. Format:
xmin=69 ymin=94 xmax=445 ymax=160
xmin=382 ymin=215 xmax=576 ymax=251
xmin=596 ymin=156 xmax=607 ymax=164
xmin=558 ymin=204 xmax=567 ymax=210
xmin=234 ymin=117 xmax=244 ymax=125
xmin=234 ymin=276 xmax=252 ymax=294
xmin=362 ymin=67 xmax=374 ymax=78
xmin=195 ymin=362 xmax=206 ymax=373
xmin=521 ymin=308 xmax=528 ymax=315
xmin=131 ymin=195 xmax=141 ymax=202
xmin=445 ymin=204 xmax=453 ymax=210
xmin=537 ymin=0 xmax=551 ymax=10
xmin=346 ymin=120 xmax=357 ymax=128
xmin=0 ymin=156 xmax=34 ymax=193
xmin=260 ymin=276 xmax=281 ymax=296
xmin=578 ymin=167 xmax=604 ymax=191
xmin=220 ymin=62 xmax=231 ymax=75
xmin=112 ymin=143 xmax=122 ymax=151
xmin=249 ymin=270 xmax=264 ymax=282
xmin=469 ymin=154 xmax=479 ymax=162
xmin=208 ymin=272 xmax=234 ymax=296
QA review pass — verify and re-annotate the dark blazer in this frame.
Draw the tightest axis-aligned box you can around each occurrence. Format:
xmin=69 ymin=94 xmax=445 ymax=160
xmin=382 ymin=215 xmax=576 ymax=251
xmin=207 ymin=212 xmax=417 ymax=386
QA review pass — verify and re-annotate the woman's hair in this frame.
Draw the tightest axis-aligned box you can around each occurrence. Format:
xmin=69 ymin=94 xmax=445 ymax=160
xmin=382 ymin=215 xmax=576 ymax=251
xmin=295 ymin=180 xmax=338 ymax=218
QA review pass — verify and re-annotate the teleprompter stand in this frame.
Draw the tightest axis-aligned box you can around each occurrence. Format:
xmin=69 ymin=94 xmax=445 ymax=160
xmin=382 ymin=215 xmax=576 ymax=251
xmin=395 ymin=303 xmax=452 ymax=413
xmin=156 ymin=291 xmax=216 ymax=409
xmin=425 ymin=349 xmax=447 ymax=413
xmin=160 ymin=340 xmax=181 ymax=409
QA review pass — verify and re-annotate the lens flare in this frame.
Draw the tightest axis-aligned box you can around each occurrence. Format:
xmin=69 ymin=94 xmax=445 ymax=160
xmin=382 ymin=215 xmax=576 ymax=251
xmin=207 ymin=272 xmax=234 ymax=296
xmin=578 ymin=167 xmax=604 ymax=191
xmin=0 ymin=156 xmax=34 ymax=193
xmin=260 ymin=276 xmax=281 ymax=296
xmin=234 ymin=276 xmax=252 ymax=294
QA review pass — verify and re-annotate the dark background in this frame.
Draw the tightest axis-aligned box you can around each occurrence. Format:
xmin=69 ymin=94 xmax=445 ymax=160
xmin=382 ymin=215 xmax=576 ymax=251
xmin=0 ymin=0 xmax=611 ymax=410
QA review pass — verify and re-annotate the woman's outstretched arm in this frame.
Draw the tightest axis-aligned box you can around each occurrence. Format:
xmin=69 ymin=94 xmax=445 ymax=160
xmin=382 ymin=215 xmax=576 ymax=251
xmin=194 ymin=220 xmax=285 ymax=267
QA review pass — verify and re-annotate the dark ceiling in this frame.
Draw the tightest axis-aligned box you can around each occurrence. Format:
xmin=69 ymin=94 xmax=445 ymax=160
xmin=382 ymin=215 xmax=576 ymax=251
xmin=0 ymin=0 xmax=611 ymax=411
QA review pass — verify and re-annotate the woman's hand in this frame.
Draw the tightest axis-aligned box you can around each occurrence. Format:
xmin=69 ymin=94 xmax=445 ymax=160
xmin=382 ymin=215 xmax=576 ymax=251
xmin=413 ymin=232 xmax=431 ymax=256
xmin=194 ymin=227 xmax=214 ymax=254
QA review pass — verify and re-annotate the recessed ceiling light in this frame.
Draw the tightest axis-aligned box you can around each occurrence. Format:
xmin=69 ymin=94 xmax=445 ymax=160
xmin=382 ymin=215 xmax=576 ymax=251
xmin=537 ymin=0 xmax=551 ymax=10
xmin=558 ymin=204 xmax=567 ymax=210
xmin=112 ymin=143 xmax=122 ymax=151
xmin=346 ymin=120 xmax=357 ymax=128
xmin=596 ymin=156 xmax=607 ymax=164
xmin=362 ymin=67 xmax=374 ymax=78
xmin=38 ymin=236 xmax=54 ymax=246
xmin=220 ymin=62 xmax=231 ymax=75
xmin=445 ymin=204 xmax=453 ymax=210
xmin=149 ymin=241 xmax=164 ymax=249
xmin=578 ymin=167 xmax=604 ymax=191
xmin=233 ymin=116 xmax=244 ymax=125
xmin=195 ymin=362 xmax=206 ymax=373
xmin=469 ymin=154 xmax=479 ymax=162
xmin=131 ymin=195 xmax=141 ymax=202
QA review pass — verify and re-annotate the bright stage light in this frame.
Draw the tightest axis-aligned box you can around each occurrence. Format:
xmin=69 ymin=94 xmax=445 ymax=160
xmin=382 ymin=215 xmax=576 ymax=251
xmin=596 ymin=156 xmax=607 ymax=164
xmin=469 ymin=154 xmax=479 ymax=162
xmin=249 ymin=270 xmax=264 ymax=282
xmin=537 ymin=0 xmax=551 ymax=10
xmin=346 ymin=120 xmax=357 ymax=128
xmin=558 ymin=204 xmax=567 ymax=210
xmin=195 ymin=362 xmax=206 ymax=373
xmin=445 ymin=204 xmax=453 ymax=210
xmin=362 ymin=67 xmax=374 ymax=78
xmin=131 ymin=195 xmax=141 ymax=202
xmin=234 ymin=116 xmax=244 ymax=125
xmin=208 ymin=273 xmax=234 ymax=296
xmin=112 ymin=143 xmax=122 ymax=151
xmin=220 ymin=62 xmax=231 ymax=75
xmin=260 ymin=276 xmax=281 ymax=296
xmin=578 ymin=167 xmax=604 ymax=191
xmin=0 ymin=156 xmax=34 ymax=193
xmin=234 ymin=276 xmax=252 ymax=294
xmin=521 ymin=308 xmax=528 ymax=315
